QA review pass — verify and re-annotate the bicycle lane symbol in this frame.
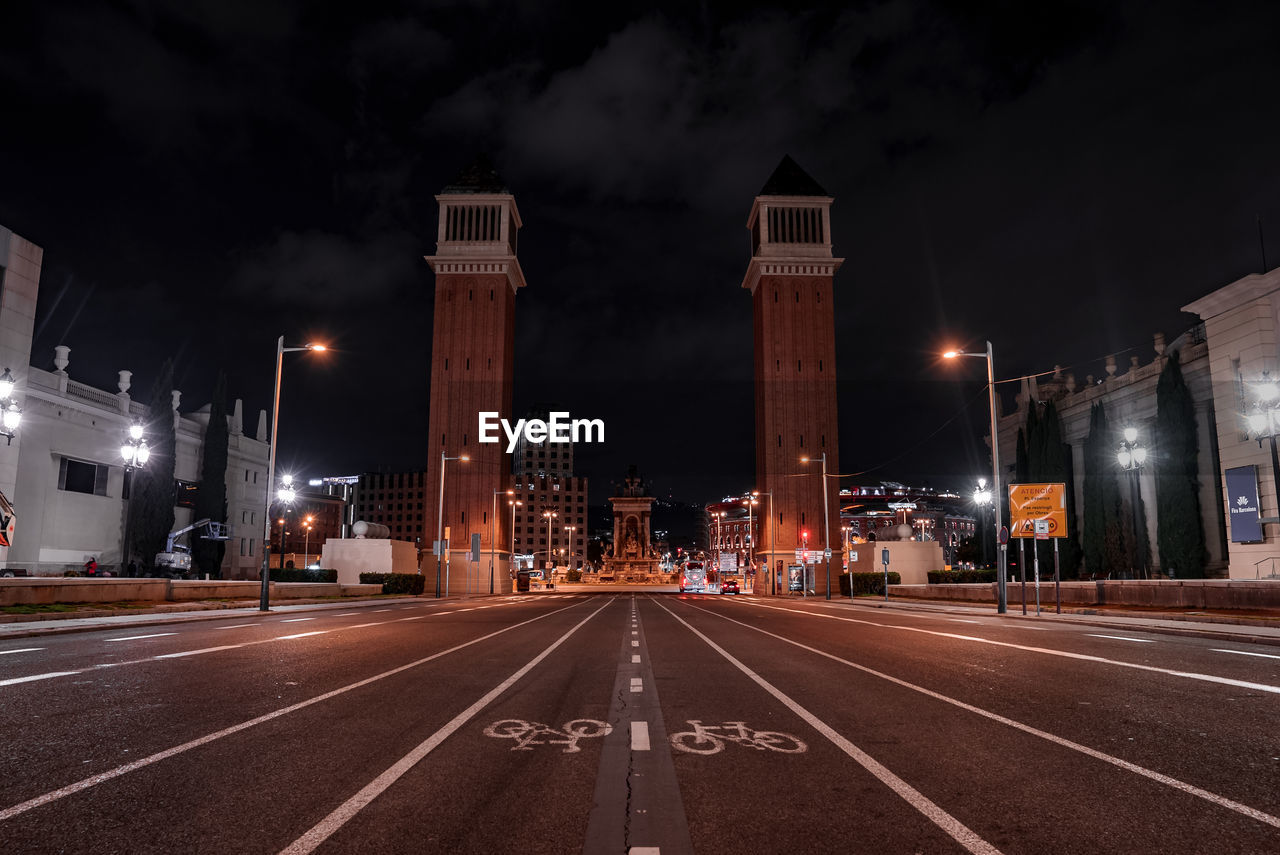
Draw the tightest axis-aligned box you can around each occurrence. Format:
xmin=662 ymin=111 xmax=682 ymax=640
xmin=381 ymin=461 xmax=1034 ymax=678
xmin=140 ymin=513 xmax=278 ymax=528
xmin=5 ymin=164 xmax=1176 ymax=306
xmin=669 ymin=720 xmax=807 ymax=756
xmin=483 ymin=719 xmax=612 ymax=753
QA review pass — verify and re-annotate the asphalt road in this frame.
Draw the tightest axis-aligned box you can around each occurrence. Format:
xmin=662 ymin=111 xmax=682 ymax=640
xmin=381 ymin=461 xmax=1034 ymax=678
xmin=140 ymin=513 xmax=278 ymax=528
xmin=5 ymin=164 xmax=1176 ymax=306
xmin=1 ymin=593 xmax=1277 ymax=854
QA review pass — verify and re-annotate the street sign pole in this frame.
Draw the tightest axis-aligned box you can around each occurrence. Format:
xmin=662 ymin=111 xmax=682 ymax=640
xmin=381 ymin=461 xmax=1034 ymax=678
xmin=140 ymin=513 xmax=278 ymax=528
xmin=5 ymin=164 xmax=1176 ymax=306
xmin=1033 ymin=535 xmax=1042 ymax=616
xmin=997 ymin=525 xmax=1009 ymax=614
xmin=1019 ymin=538 xmax=1027 ymax=615
xmin=881 ymin=547 xmax=890 ymax=602
xmin=1054 ymin=537 xmax=1061 ymax=614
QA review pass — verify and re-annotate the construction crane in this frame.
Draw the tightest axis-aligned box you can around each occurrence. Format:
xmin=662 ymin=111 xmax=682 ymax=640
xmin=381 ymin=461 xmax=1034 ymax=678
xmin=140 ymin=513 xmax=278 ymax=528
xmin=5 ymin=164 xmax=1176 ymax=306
xmin=154 ymin=518 xmax=233 ymax=574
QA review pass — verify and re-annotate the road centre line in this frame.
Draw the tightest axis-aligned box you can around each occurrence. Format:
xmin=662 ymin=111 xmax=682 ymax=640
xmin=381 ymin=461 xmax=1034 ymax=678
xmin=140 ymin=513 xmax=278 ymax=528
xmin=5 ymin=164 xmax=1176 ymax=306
xmin=0 ymin=671 xmax=81 ymax=688
xmin=280 ymin=618 xmax=315 ymax=623
xmin=631 ymin=721 xmax=651 ymax=751
xmin=154 ymin=645 xmax=245 ymax=659
xmin=1088 ymin=634 xmax=1156 ymax=643
xmin=654 ymin=599 xmax=1001 ymax=855
xmin=1213 ymin=648 xmax=1280 ymax=661
xmin=278 ymin=599 xmax=613 ymax=855
xmin=105 ymin=633 xmax=177 ymax=642
xmin=0 ymin=598 xmax=590 ymax=823
xmin=216 ymin=624 xmax=259 ymax=630
xmin=277 ymin=631 xmax=329 ymax=641
xmin=686 ymin=600 xmax=1280 ymax=831
xmin=0 ymin=648 xmax=44 ymax=655
xmin=733 ymin=600 xmax=1280 ymax=696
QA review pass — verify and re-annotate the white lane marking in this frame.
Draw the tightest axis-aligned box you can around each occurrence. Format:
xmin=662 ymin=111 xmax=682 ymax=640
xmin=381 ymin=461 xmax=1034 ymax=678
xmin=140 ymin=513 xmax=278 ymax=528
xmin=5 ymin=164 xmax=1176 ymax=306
xmin=630 ymin=849 xmax=661 ymax=855
xmin=1087 ymin=634 xmax=1156 ymax=644
xmin=397 ymin=616 xmax=425 ymax=622
xmin=371 ymin=609 xmax=391 ymax=613
xmin=732 ymin=600 xmax=1280 ymax=695
xmin=632 ymin=654 xmax=641 ymax=664
xmin=0 ymin=599 xmax=591 ymax=823
xmin=0 ymin=671 xmax=82 ymax=688
xmin=105 ymin=633 xmax=177 ymax=642
xmin=657 ymin=600 xmax=1001 ymax=855
xmin=631 ymin=640 xmax=639 ymax=647
xmin=630 ymin=677 xmax=643 ymax=693
xmin=216 ymin=624 xmax=259 ymax=630
xmin=685 ymin=600 xmax=1280 ymax=831
xmin=1213 ymin=648 xmax=1280 ymax=661
xmin=345 ymin=622 xmax=387 ymax=629
xmin=631 ymin=721 xmax=651 ymax=751
xmin=0 ymin=648 xmax=44 ymax=655
xmin=950 ymin=619 xmax=982 ymax=624
xmin=154 ymin=645 xmax=245 ymax=659
xmin=280 ymin=618 xmax=315 ymax=623
xmin=335 ymin=613 xmax=358 ymax=617
xmin=279 ymin=600 xmax=612 ymax=855
xmin=277 ymin=631 xmax=329 ymax=641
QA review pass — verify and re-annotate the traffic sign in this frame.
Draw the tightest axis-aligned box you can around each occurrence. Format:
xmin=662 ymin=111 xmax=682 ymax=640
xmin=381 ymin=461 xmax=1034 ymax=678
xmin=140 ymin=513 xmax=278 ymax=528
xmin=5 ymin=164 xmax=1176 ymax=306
xmin=823 ymin=548 xmax=832 ymax=559
xmin=1034 ymin=520 xmax=1050 ymax=540
xmin=1008 ymin=483 xmax=1068 ymax=538
xmin=998 ymin=525 xmax=1009 ymax=545
xmin=881 ymin=548 xmax=890 ymax=565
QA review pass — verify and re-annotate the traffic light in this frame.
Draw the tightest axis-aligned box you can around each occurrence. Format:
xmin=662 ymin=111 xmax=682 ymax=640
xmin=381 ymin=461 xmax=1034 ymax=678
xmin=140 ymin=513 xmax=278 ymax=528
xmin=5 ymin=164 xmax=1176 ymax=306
xmin=802 ymin=530 xmax=809 ymax=542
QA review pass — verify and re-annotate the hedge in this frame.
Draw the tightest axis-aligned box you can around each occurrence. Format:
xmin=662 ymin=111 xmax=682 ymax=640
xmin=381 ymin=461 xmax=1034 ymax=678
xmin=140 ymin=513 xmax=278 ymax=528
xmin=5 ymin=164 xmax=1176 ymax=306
xmin=269 ymin=567 xmax=338 ymax=583
xmin=927 ymin=568 xmax=998 ymax=584
xmin=358 ymin=572 xmax=426 ymax=595
xmin=838 ymin=571 xmax=901 ymax=596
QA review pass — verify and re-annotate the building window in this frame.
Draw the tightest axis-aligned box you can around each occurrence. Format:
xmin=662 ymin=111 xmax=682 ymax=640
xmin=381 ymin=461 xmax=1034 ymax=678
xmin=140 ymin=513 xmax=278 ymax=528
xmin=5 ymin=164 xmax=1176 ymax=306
xmin=59 ymin=457 xmax=109 ymax=496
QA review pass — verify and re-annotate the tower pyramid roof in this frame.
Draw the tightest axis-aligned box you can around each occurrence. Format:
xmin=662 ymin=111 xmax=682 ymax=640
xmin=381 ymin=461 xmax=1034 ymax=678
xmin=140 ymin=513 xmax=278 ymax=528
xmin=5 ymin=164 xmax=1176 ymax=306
xmin=441 ymin=154 xmax=509 ymax=195
xmin=759 ymin=155 xmax=828 ymax=197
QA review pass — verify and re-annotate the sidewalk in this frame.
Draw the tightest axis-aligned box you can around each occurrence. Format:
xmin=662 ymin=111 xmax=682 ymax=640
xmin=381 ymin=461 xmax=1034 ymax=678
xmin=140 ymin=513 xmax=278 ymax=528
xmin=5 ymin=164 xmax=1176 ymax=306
xmin=821 ymin=593 xmax=1280 ymax=645
xmin=0 ymin=594 xmax=434 ymax=639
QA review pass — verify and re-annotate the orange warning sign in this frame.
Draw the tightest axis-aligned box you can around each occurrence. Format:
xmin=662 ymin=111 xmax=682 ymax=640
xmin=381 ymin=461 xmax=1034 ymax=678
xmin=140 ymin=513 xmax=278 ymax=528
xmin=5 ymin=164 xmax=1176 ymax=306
xmin=1008 ymin=483 xmax=1068 ymax=538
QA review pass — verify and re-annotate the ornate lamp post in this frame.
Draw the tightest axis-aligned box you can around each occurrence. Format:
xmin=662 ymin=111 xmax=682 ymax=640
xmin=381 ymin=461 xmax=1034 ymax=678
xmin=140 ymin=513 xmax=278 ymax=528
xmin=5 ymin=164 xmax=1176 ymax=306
xmin=275 ymin=474 xmax=297 ymax=570
xmin=1116 ymin=426 xmax=1148 ymax=579
xmin=1247 ymin=374 xmax=1280 ymax=544
xmin=565 ymin=525 xmax=577 ymax=570
xmin=509 ymin=498 xmax=523 ymax=573
xmin=302 ymin=514 xmax=314 ymax=568
xmin=973 ymin=478 xmax=993 ymax=568
xmin=260 ymin=338 xmax=326 ymax=611
xmin=752 ymin=490 xmax=774 ymax=594
xmin=542 ymin=509 xmax=558 ymax=575
xmin=119 ymin=419 xmax=150 ymax=573
xmin=944 ymin=342 xmax=1007 ymax=613
xmin=0 ymin=368 xmax=21 ymax=446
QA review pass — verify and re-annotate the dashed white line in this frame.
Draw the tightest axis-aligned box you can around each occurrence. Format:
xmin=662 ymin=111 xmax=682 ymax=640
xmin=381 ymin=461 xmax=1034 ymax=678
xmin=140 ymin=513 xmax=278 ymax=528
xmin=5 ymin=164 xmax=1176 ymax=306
xmin=1212 ymin=648 xmax=1280 ymax=661
xmin=632 ymin=654 xmax=641 ymax=664
xmin=105 ymin=633 xmax=177 ymax=642
xmin=950 ymin=619 xmax=982 ymax=624
xmin=155 ymin=645 xmax=244 ymax=659
xmin=277 ymin=631 xmax=329 ymax=641
xmin=1087 ymin=634 xmax=1156 ymax=644
xmin=630 ymin=677 xmax=643 ymax=693
xmin=0 ymin=648 xmax=44 ymax=655
xmin=280 ymin=618 xmax=315 ymax=623
xmin=631 ymin=640 xmax=639 ymax=647
xmin=630 ymin=721 xmax=651 ymax=751
xmin=216 ymin=624 xmax=259 ymax=630
xmin=0 ymin=671 xmax=81 ymax=688
xmin=629 ymin=848 xmax=660 ymax=855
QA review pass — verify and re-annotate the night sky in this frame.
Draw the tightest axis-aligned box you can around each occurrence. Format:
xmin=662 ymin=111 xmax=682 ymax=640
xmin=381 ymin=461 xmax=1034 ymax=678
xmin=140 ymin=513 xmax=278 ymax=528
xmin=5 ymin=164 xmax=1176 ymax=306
xmin=3 ymin=1 xmax=1279 ymax=504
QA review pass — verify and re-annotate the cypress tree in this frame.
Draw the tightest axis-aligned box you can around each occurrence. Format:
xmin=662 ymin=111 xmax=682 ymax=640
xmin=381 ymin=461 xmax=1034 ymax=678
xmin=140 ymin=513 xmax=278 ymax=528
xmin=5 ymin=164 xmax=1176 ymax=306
xmin=1155 ymin=351 xmax=1207 ymax=577
xmin=1082 ymin=404 xmax=1105 ymax=577
xmin=1096 ymin=404 xmax=1130 ymax=576
xmin=1037 ymin=401 xmax=1083 ymax=576
xmin=190 ymin=372 xmax=229 ymax=578
xmin=130 ymin=360 xmax=177 ymax=573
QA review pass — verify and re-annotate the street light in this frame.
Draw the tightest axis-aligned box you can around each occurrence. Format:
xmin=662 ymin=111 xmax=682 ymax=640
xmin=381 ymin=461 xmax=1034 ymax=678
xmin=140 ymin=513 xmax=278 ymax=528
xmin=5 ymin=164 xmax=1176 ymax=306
xmin=302 ymin=514 xmax=314 ymax=568
xmin=710 ymin=510 xmax=725 ymax=576
xmin=509 ymin=499 xmax=523 ymax=573
xmin=1117 ymin=426 xmax=1149 ymax=580
xmin=491 ymin=488 xmax=514 ymax=594
xmin=565 ymin=525 xmax=577 ymax=570
xmin=436 ymin=451 xmax=470 ymax=598
xmin=944 ymin=341 xmax=1007 ymax=613
xmin=0 ymin=368 xmax=21 ymax=445
xmin=260 ymin=338 xmax=326 ymax=611
xmin=973 ymin=477 xmax=993 ymax=569
xmin=745 ymin=494 xmax=758 ymax=591
xmin=276 ymin=474 xmax=297 ymax=570
xmin=801 ymin=452 xmax=833 ymax=600
xmin=1247 ymin=374 xmax=1280 ymax=543
xmin=119 ymin=419 xmax=150 ymax=573
xmin=542 ymin=509 xmax=558 ymax=574
xmin=753 ymin=490 xmax=775 ymax=594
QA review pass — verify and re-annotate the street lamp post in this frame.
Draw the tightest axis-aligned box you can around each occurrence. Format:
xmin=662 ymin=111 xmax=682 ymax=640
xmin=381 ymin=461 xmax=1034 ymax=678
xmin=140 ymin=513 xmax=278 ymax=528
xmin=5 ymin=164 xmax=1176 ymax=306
xmin=973 ymin=478 xmax=993 ymax=569
xmin=491 ymin=488 xmax=514 ymax=594
xmin=542 ymin=510 xmax=558 ymax=575
xmin=302 ymin=515 xmax=314 ymax=568
xmin=944 ymin=341 xmax=1007 ymax=613
xmin=801 ymin=452 xmax=832 ymax=600
xmin=119 ymin=420 xmax=150 ymax=574
xmin=435 ymin=451 xmax=470 ymax=598
xmin=276 ymin=474 xmax=296 ymax=570
xmin=509 ymin=499 xmax=523 ymax=573
xmin=1117 ymin=426 xmax=1149 ymax=580
xmin=260 ymin=337 xmax=326 ymax=612
xmin=745 ymin=495 xmax=759 ymax=591
xmin=0 ymin=368 xmax=22 ymax=446
xmin=565 ymin=525 xmax=577 ymax=570
xmin=752 ymin=491 xmax=774 ymax=594
xmin=1248 ymin=374 xmax=1280 ymax=549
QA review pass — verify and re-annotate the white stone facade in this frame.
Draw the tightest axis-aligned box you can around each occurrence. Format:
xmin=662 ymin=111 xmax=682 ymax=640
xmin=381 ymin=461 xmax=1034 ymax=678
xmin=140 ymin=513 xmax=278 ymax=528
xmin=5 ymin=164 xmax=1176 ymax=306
xmin=0 ymin=226 xmax=270 ymax=577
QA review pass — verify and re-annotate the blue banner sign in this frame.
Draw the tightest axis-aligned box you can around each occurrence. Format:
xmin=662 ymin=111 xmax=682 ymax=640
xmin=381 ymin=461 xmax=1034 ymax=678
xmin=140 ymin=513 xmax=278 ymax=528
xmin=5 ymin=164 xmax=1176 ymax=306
xmin=1225 ymin=465 xmax=1263 ymax=543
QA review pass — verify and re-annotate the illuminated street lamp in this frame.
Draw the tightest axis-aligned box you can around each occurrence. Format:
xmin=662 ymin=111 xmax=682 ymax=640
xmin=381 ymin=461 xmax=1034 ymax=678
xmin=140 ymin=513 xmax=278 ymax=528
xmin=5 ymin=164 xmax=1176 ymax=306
xmin=509 ymin=498 xmax=523 ymax=572
xmin=435 ymin=451 xmax=470 ymax=598
xmin=973 ymin=477 xmax=993 ymax=568
xmin=302 ymin=514 xmax=314 ymax=568
xmin=944 ymin=342 xmax=1007 ymax=613
xmin=0 ymin=368 xmax=21 ymax=445
xmin=118 ymin=419 xmax=150 ymax=573
xmin=542 ymin=509 xmax=558 ymax=573
xmin=753 ymin=490 xmax=775 ymax=594
xmin=710 ymin=510 xmax=725 ymax=575
xmin=491 ymin=489 xmax=514 ymax=594
xmin=1116 ymin=426 xmax=1148 ymax=580
xmin=275 ymin=474 xmax=297 ymax=570
xmin=1247 ymin=374 xmax=1280 ymax=539
xmin=565 ymin=525 xmax=577 ymax=570
xmin=260 ymin=338 xmax=326 ymax=611
xmin=801 ymin=452 xmax=833 ymax=600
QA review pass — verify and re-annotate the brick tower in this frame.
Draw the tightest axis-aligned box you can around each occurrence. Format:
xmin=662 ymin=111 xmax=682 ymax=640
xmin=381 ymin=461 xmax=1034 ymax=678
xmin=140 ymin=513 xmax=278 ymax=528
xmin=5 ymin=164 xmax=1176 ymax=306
xmin=423 ymin=157 xmax=526 ymax=595
xmin=742 ymin=156 xmax=843 ymax=596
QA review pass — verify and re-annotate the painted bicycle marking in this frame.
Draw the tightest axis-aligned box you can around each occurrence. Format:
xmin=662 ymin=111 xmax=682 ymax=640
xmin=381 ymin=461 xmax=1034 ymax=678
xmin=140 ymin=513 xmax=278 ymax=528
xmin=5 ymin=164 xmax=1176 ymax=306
xmin=483 ymin=718 xmax=612 ymax=753
xmin=669 ymin=720 xmax=807 ymax=755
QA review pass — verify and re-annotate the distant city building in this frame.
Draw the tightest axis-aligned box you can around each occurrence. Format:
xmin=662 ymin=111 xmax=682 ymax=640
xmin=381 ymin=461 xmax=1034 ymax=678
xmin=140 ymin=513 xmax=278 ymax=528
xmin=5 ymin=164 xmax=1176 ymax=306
xmin=512 ymin=474 xmax=588 ymax=570
xmin=351 ymin=470 xmax=428 ymax=550
xmin=0 ymin=225 xmax=271 ymax=577
xmin=511 ymin=405 xmax=575 ymax=479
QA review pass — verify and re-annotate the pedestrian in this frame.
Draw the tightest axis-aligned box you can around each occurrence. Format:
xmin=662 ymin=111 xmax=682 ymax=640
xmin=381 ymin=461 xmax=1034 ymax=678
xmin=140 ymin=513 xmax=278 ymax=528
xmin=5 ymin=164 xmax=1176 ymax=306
xmin=127 ymin=560 xmax=138 ymax=577
xmin=84 ymin=556 xmax=98 ymax=576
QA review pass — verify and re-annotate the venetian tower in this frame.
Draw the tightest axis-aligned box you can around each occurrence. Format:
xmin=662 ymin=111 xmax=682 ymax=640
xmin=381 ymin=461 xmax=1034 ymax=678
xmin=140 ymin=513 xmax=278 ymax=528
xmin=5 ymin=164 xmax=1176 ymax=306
xmin=742 ymin=156 xmax=843 ymax=595
xmin=423 ymin=157 xmax=526 ymax=594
